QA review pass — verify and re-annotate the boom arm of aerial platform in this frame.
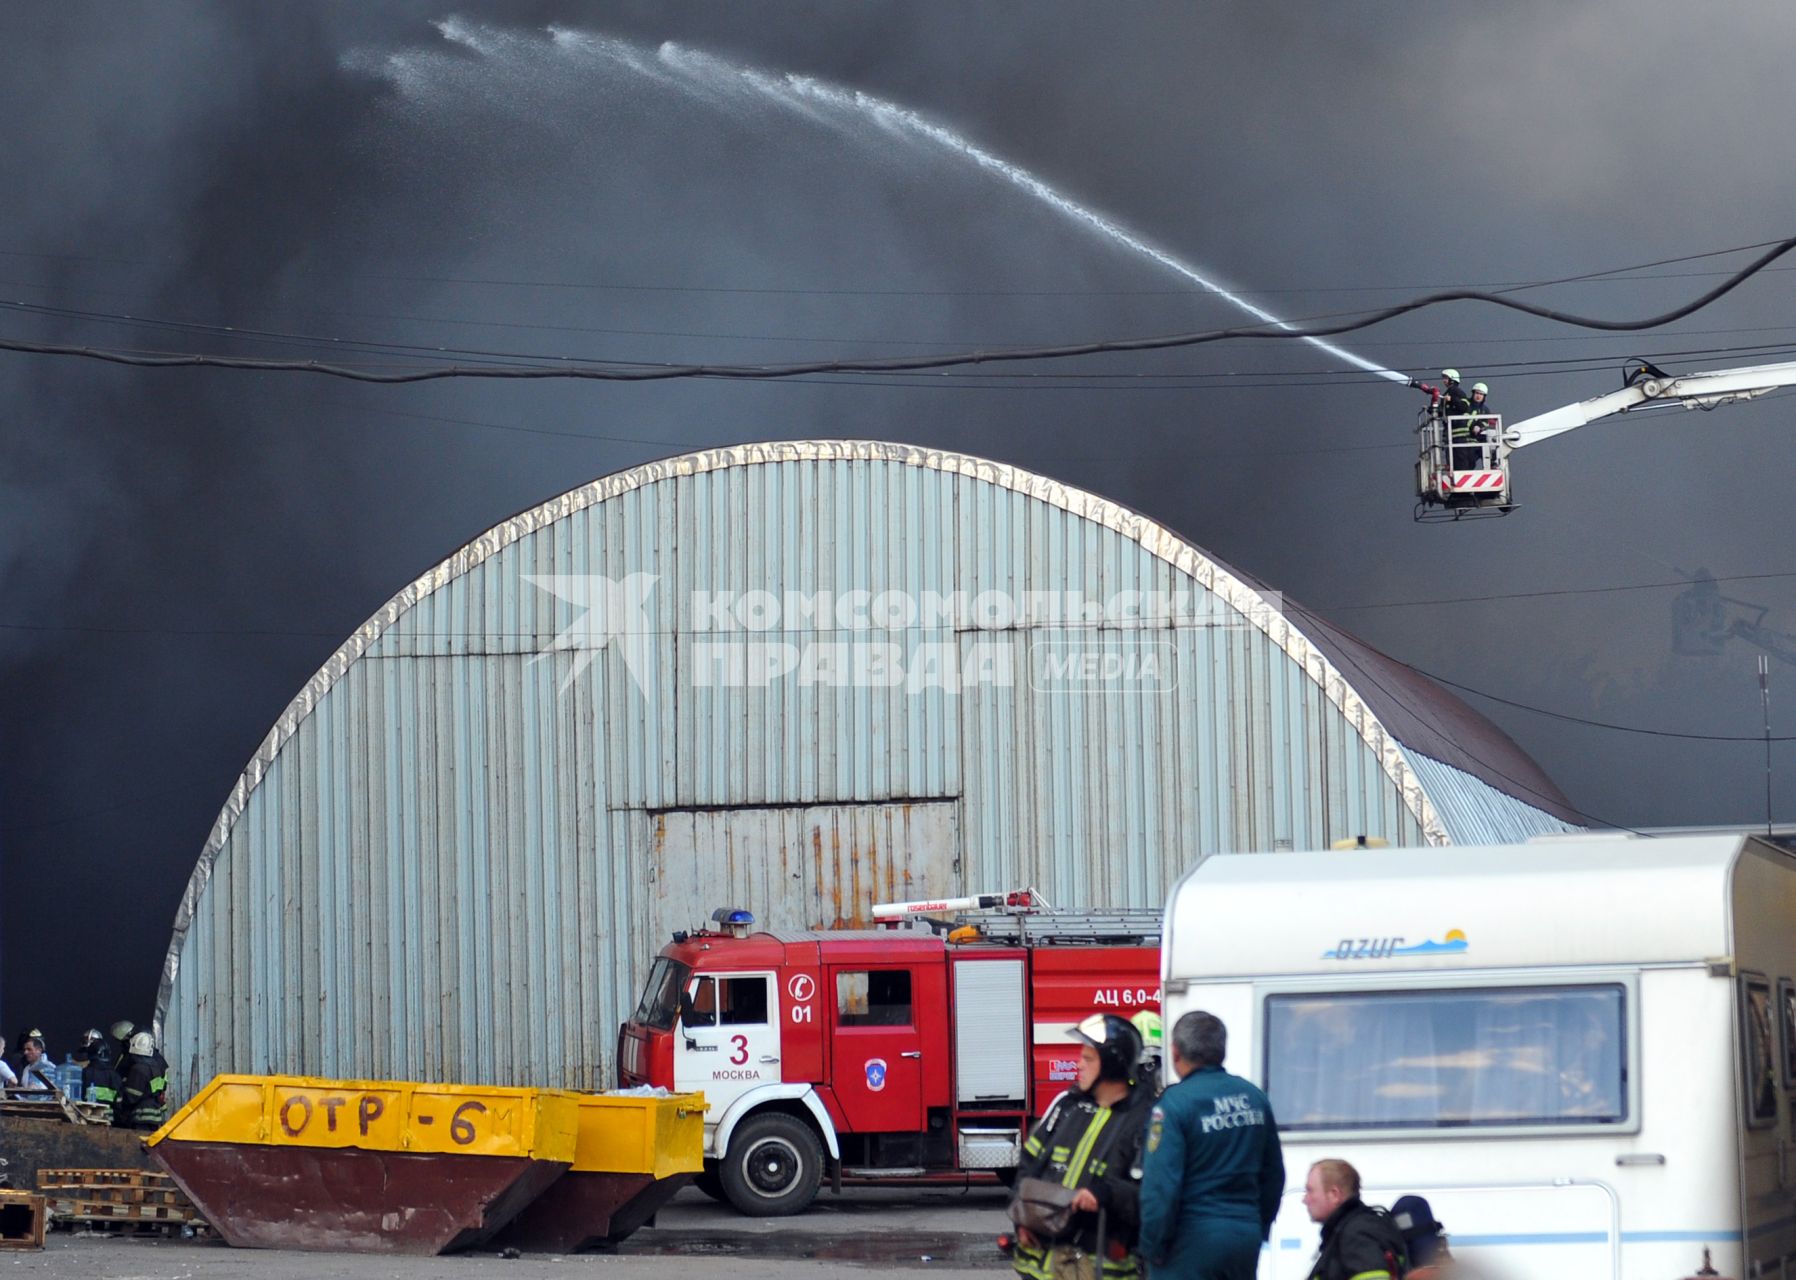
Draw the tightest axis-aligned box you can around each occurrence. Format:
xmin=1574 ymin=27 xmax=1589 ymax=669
xmin=1504 ymin=359 xmax=1796 ymax=450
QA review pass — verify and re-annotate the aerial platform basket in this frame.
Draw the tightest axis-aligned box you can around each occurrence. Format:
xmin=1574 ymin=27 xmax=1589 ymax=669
xmin=1414 ymin=409 xmax=1515 ymax=521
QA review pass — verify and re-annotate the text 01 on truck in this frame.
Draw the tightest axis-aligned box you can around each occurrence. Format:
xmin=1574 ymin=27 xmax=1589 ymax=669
xmin=616 ymin=892 xmax=1160 ymax=1215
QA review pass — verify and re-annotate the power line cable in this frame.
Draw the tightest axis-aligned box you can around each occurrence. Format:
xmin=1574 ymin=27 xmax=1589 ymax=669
xmin=1279 ymin=599 xmax=1649 ymax=831
xmin=1329 ymin=567 xmax=1796 ymax=613
xmin=13 ymin=269 xmax=1796 ymax=363
xmin=1400 ymin=664 xmax=1796 ymax=743
xmin=1 ymin=235 xmax=1786 ymax=299
xmin=8 ymin=242 xmax=1796 ymax=374
xmin=2 ymin=236 xmax=1792 ymax=383
xmin=12 ymin=287 xmax=1796 ymax=385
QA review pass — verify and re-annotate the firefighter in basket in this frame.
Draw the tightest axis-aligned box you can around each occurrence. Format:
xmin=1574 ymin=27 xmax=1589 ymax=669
xmin=1008 ymin=1013 xmax=1158 ymax=1280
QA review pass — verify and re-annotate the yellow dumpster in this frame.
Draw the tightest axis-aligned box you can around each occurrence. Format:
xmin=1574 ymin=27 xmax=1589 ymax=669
xmin=148 ymin=1075 xmax=580 ymax=1255
xmin=495 ymin=1090 xmax=706 ymax=1251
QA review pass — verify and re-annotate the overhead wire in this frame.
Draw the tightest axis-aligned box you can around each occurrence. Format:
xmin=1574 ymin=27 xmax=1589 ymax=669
xmin=5 ymin=233 xmax=1796 ymax=378
xmin=1329 ymin=567 xmax=1796 ymax=613
xmin=10 ymin=286 xmax=1796 ymax=388
xmin=1397 ymin=663 xmax=1796 ymax=743
xmin=1276 ymin=599 xmax=1650 ymax=832
xmin=0 ymin=235 xmax=1788 ymax=299
xmin=1 ymin=235 xmax=1792 ymax=383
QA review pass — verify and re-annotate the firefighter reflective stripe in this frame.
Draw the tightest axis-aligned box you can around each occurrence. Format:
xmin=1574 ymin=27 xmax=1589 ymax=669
xmin=1346 ymin=1273 xmax=1392 ymax=1280
xmin=88 ymin=1086 xmax=118 ymax=1103
xmin=1024 ymin=1133 xmax=1045 ymax=1157
xmin=1061 ymin=1109 xmax=1111 ymax=1187
xmin=1009 ymin=1243 xmax=1057 ymax=1280
xmin=1011 ymin=1244 xmax=1138 ymax=1280
xmin=1102 ymin=1254 xmax=1140 ymax=1280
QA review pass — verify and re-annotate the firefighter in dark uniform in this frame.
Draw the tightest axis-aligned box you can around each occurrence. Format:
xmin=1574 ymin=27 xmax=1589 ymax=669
xmin=1450 ymin=381 xmax=1495 ymax=471
xmin=1010 ymin=1014 xmax=1157 ymax=1280
xmin=1302 ymin=1158 xmax=1408 ymax=1280
xmin=74 ymin=1030 xmax=122 ymax=1112
xmin=117 ymin=1031 xmax=171 ymax=1130
xmin=1137 ymin=1011 xmax=1284 ymax=1280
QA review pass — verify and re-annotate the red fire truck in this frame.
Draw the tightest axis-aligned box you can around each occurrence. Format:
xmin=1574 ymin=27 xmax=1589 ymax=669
xmin=616 ymin=891 xmax=1161 ymax=1216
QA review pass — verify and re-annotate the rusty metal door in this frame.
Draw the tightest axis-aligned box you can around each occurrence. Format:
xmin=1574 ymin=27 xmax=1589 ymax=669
xmin=645 ymin=801 xmax=962 ymax=936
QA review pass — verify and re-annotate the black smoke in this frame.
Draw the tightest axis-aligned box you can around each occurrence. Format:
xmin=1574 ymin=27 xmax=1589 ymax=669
xmin=5 ymin=1 xmax=1794 ymax=1051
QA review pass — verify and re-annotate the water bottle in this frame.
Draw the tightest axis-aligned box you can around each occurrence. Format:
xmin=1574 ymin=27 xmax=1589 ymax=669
xmin=58 ymin=1055 xmax=83 ymax=1100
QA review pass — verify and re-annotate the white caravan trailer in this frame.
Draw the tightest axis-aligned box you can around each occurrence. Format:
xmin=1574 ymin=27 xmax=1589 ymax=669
xmin=1160 ymin=833 xmax=1796 ymax=1280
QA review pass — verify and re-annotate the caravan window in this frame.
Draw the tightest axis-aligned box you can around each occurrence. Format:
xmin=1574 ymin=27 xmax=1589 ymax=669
xmin=1266 ymin=983 xmax=1627 ymax=1131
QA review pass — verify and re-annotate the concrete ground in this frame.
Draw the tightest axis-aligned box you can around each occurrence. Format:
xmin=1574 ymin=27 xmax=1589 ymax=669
xmin=4 ymin=1184 xmax=1014 ymax=1278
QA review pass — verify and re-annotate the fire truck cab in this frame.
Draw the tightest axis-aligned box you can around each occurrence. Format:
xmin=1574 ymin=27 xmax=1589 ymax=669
xmin=616 ymin=896 xmax=1161 ymax=1216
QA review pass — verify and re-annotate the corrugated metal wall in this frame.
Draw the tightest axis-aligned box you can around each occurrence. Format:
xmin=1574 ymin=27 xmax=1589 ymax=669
xmin=1401 ymin=750 xmax=1577 ymax=844
xmin=160 ymin=443 xmax=1557 ymax=1092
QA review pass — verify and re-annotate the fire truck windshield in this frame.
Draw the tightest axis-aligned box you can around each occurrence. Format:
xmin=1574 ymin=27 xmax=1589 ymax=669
xmin=631 ymin=957 xmax=691 ymax=1030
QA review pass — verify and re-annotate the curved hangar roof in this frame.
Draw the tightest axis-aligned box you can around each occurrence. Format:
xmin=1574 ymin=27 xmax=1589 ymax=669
xmin=158 ymin=440 xmax=1577 ymax=1088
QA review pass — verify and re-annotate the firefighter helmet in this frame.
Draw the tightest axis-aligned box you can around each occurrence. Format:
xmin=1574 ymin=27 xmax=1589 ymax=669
xmin=1441 ymin=368 xmax=1461 ymax=383
xmin=129 ymin=1031 xmax=156 ymax=1057
xmin=110 ymin=1020 xmax=135 ymax=1043
xmin=1129 ymin=1009 xmax=1163 ymax=1047
xmin=1070 ymin=1013 xmax=1143 ymax=1082
xmin=1472 ymin=382 xmax=1489 ymax=396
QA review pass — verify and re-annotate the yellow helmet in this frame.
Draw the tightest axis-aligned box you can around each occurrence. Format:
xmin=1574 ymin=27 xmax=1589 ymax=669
xmin=1130 ymin=1009 xmax=1163 ymax=1045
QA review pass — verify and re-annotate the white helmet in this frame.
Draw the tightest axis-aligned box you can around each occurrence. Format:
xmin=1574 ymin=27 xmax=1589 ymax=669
xmin=1471 ymin=382 xmax=1489 ymax=395
xmin=129 ymin=1031 xmax=156 ymax=1056
xmin=1441 ymin=368 xmax=1462 ymax=382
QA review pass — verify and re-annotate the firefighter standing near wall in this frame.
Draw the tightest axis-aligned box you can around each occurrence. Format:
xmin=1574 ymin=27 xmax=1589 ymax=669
xmin=109 ymin=1020 xmax=136 ymax=1070
xmin=1010 ymin=1014 xmax=1158 ymax=1280
xmin=117 ymin=1031 xmax=171 ymax=1130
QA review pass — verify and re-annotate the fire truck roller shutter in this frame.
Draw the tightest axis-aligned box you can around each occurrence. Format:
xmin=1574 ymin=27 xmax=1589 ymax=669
xmin=710 ymin=1084 xmax=841 ymax=1162
xmin=954 ymin=958 xmax=1027 ymax=1103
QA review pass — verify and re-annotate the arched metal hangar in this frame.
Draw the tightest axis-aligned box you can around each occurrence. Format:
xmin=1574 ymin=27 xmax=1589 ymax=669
xmin=157 ymin=440 xmax=1578 ymax=1090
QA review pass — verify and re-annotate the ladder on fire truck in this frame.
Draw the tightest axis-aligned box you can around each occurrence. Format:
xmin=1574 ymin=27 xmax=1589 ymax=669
xmin=870 ymin=889 xmax=1162 ymax=946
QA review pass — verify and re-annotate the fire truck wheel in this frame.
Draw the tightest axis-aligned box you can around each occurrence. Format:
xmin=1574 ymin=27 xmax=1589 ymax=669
xmin=693 ymin=1162 xmax=728 ymax=1202
xmin=720 ymin=1113 xmax=823 ymax=1216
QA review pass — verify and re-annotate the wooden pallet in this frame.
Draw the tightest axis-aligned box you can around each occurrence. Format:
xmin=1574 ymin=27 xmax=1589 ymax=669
xmin=0 ymin=1094 xmax=113 ymax=1125
xmin=37 ymin=1168 xmax=174 ymax=1191
xmin=35 ymin=1169 xmax=204 ymax=1235
xmin=0 ymin=1190 xmax=47 ymax=1250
